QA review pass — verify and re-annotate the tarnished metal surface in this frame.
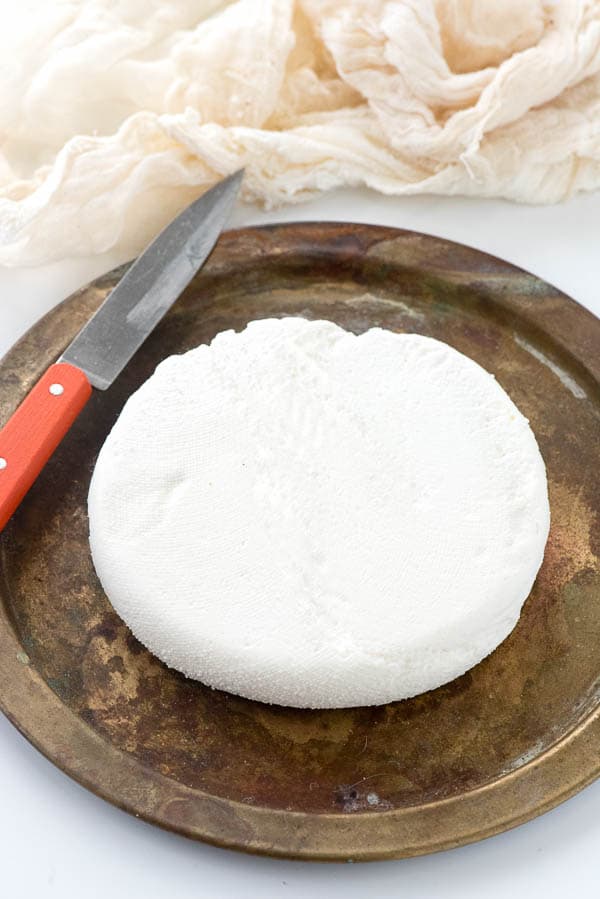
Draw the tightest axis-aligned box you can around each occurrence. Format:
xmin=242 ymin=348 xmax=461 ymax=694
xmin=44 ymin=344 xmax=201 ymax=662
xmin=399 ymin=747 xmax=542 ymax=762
xmin=0 ymin=223 xmax=598 ymax=860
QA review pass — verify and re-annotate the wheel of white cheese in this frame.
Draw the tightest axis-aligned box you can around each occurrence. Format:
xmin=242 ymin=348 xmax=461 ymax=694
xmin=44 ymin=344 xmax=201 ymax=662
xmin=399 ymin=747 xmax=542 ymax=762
xmin=89 ymin=318 xmax=550 ymax=708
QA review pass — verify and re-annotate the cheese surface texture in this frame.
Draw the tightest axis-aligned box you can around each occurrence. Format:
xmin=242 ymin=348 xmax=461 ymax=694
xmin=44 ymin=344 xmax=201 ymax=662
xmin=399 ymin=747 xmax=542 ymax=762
xmin=88 ymin=318 xmax=550 ymax=708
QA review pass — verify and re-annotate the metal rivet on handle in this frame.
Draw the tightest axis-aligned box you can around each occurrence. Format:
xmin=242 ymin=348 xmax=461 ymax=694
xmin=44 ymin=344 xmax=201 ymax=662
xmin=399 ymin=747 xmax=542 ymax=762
xmin=49 ymin=383 xmax=64 ymax=396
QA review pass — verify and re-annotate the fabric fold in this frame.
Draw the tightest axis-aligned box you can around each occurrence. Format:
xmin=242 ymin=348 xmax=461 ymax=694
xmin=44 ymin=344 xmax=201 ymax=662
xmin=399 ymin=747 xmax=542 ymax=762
xmin=1 ymin=0 xmax=599 ymax=264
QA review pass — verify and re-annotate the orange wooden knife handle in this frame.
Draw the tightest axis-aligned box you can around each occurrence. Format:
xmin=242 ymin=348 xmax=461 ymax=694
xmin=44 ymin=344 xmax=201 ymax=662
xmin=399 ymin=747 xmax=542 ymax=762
xmin=0 ymin=362 xmax=92 ymax=531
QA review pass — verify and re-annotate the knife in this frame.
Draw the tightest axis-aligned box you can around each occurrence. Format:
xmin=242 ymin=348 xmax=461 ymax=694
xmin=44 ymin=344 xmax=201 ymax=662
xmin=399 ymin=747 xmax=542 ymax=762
xmin=0 ymin=170 xmax=244 ymax=531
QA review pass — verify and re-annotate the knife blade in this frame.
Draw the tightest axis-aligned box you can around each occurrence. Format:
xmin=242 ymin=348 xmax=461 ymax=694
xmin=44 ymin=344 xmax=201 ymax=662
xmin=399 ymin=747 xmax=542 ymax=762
xmin=61 ymin=169 xmax=244 ymax=390
xmin=0 ymin=171 xmax=243 ymax=530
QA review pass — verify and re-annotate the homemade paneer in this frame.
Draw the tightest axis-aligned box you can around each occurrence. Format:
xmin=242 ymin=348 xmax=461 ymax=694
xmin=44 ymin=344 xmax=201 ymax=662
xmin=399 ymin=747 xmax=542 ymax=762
xmin=88 ymin=318 xmax=550 ymax=708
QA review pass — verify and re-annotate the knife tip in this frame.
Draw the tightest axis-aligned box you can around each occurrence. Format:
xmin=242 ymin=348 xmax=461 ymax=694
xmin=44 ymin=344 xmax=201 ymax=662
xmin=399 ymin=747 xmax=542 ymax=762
xmin=226 ymin=168 xmax=245 ymax=187
xmin=208 ymin=168 xmax=244 ymax=204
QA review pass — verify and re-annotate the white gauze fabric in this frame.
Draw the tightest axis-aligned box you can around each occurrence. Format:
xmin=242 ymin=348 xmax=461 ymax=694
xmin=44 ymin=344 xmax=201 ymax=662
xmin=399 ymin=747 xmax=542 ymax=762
xmin=88 ymin=318 xmax=550 ymax=709
xmin=1 ymin=0 xmax=600 ymax=264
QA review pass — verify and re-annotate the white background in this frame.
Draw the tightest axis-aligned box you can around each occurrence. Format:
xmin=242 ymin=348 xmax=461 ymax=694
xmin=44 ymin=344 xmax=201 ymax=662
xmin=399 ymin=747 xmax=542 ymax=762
xmin=0 ymin=189 xmax=599 ymax=897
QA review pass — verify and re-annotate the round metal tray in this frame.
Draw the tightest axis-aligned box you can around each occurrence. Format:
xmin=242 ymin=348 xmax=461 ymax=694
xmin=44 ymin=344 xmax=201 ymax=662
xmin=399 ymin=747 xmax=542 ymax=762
xmin=0 ymin=224 xmax=598 ymax=860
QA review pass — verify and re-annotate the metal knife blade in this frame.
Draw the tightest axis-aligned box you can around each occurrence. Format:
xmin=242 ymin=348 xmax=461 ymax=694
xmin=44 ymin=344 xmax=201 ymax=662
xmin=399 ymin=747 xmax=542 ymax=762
xmin=60 ymin=170 xmax=243 ymax=390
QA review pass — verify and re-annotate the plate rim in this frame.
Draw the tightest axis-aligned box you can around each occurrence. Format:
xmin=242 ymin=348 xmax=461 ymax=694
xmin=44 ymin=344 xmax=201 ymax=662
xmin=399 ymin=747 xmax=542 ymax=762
xmin=1 ymin=222 xmax=599 ymax=861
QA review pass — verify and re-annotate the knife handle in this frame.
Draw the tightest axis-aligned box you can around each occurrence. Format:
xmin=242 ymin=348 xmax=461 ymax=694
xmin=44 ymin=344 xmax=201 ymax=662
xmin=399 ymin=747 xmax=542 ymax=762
xmin=0 ymin=363 xmax=92 ymax=531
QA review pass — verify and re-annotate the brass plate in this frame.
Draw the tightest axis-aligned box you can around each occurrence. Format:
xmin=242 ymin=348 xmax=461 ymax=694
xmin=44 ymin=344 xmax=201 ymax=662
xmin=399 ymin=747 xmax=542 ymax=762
xmin=0 ymin=224 xmax=599 ymax=861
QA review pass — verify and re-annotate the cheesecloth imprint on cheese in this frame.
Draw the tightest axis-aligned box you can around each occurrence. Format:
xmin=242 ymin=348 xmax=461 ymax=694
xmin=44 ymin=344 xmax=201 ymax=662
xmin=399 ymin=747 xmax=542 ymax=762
xmin=88 ymin=319 xmax=550 ymax=708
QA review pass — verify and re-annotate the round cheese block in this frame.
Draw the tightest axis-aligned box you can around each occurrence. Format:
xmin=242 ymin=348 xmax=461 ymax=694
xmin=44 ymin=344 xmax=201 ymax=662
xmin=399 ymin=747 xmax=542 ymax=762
xmin=88 ymin=318 xmax=550 ymax=708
